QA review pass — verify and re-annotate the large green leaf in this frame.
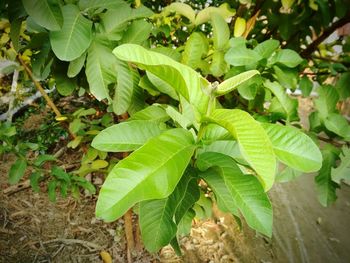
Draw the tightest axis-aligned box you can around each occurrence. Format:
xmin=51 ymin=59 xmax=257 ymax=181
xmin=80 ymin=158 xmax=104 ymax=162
xmin=211 ymin=12 xmax=229 ymax=50
xmin=95 ymin=128 xmax=196 ymax=221
xmin=147 ymin=72 xmax=178 ymax=100
xmin=67 ymin=52 xmax=86 ymax=78
xmin=55 ymin=73 xmax=77 ymax=96
xmin=264 ymin=80 xmax=298 ymax=120
xmin=101 ymin=4 xmax=152 ymax=34
xmin=78 ymin=0 xmax=124 ymax=11
xmin=195 ymin=3 xmax=235 ymax=25
xmin=261 ymin=123 xmax=322 ymax=172
xmin=332 ymin=146 xmax=350 ymax=183
xmin=209 ymin=51 xmax=227 ymax=77
xmin=92 ymin=120 xmax=164 ymax=152
xmin=299 ymin=75 xmax=313 ymax=97
xmin=270 ymin=49 xmax=303 ymax=68
xmin=315 ymin=146 xmax=340 ymax=207
xmin=182 ymin=32 xmax=209 ymax=69
xmin=336 ymin=72 xmax=350 ymax=99
xmin=120 ymin=19 xmax=152 ymax=45
xmin=113 ymin=60 xmax=139 ymax=115
xmin=50 ymin=4 xmax=92 ymax=61
xmin=85 ymin=38 xmax=117 ymax=101
xmin=206 ymin=109 xmax=276 ymax=190
xmin=197 ymin=152 xmax=272 ymax=236
xmin=113 ymin=44 xmax=209 ymax=116
xmin=129 ymin=105 xmax=170 ymax=122
xmin=22 ymin=0 xmax=63 ymax=31
xmin=215 ymin=70 xmax=259 ymax=96
xmin=139 ymin=170 xmax=199 ymax=252
xmin=225 ymin=47 xmax=262 ymax=67
xmin=324 ymin=113 xmax=350 ymax=139
xmin=254 ymin=39 xmax=280 ymax=59
xmin=9 ymin=159 xmax=27 ymax=185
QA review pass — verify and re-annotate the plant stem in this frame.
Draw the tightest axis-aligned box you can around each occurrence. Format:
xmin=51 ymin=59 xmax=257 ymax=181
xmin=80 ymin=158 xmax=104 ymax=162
xmin=17 ymin=54 xmax=62 ymax=117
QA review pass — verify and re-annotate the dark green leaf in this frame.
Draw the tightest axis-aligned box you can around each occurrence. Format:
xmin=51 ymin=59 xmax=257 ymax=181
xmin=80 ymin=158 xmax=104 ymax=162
xmin=9 ymin=159 xmax=27 ymax=185
xmin=33 ymin=154 xmax=57 ymax=167
xmin=30 ymin=171 xmax=43 ymax=192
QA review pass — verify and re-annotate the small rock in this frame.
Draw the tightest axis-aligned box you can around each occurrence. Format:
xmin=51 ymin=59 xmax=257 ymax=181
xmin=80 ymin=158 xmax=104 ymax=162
xmin=316 ymin=217 xmax=322 ymax=225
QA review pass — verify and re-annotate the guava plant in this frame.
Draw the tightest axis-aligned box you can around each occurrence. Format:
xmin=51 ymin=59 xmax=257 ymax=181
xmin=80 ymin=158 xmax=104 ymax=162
xmin=92 ymin=44 xmax=322 ymax=253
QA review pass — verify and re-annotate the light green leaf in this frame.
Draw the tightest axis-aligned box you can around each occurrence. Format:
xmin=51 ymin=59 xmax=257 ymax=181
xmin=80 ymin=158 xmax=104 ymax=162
xmin=50 ymin=4 xmax=92 ymax=61
xmin=34 ymin=154 xmax=57 ymax=167
xmin=197 ymin=152 xmax=272 ymax=236
xmin=202 ymin=123 xmax=233 ymax=142
xmin=264 ymin=80 xmax=298 ymax=120
xmin=215 ymin=70 xmax=260 ymax=96
xmin=209 ymin=51 xmax=228 ymax=77
xmin=113 ymin=60 xmax=139 ymax=115
xmin=273 ymin=66 xmax=298 ymax=91
xmin=30 ymin=171 xmax=43 ymax=192
xmin=182 ymin=32 xmax=209 ymax=69
xmin=147 ymin=72 xmax=178 ymax=100
xmin=261 ymin=123 xmax=322 ymax=172
xmin=211 ymin=12 xmax=229 ymax=50
xmin=163 ymin=3 xmax=195 ymax=24
xmin=86 ymin=38 xmax=117 ymax=101
xmin=120 ymin=19 xmax=152 ymax=45
xmin=229 ymin=37 xmax=246 ymax=49
xmin=271 ymin=49 xmax=303 ymax=68
xmin=95 ymin=128 xmax=196 ymax=221
xmin=165 ymin=106 xmax=192 ymax=129
xmin=92 ymin=120 xmax=164 ymax=152
xmin=314 ymin=85 xmax=339 ymax=119
xmin=332 ymin=146 xmax=350 ymax=183
xmin=195 ymin=3 xmax=235 ymax=25
xmin=22 ymin=0 xmax=63 ymax=31
xmin=67 ymin=52 xmax=86 ymax=78
xmin=315 ymin=147 xmax=339 ymax=207
xmin=276 ymin=166 xmax=302 ymax=183
xmin=113 ymin=44 xmax=209 ymax=116
xmin=225 ymin=47 xmax=262 ymax=67
xmin=78 ymin=0 xmax=125 ymax=11
xmin=254 ymin=39 xmax=280 ymax=59
xmin=9 ymin=159 xmax=27 ymax=185
xmin=91 ymin=159 xmax=109 ymax=169
xmin=129 ymin=105 xmax=170 ymax=122
xmin=206 ymin=109 xmax=276 ymax=190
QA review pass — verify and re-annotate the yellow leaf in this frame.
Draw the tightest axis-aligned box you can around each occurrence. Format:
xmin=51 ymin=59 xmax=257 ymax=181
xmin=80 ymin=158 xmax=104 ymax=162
xmin=91 ymin=160 xmax=109 ymax=170
xmin=234 ymin=17 xmax=246 ymax=37
xmin=100 ymin=251 xmax=112 ymax=263
xmin=55 ymin=116 xmax=68 ymax=121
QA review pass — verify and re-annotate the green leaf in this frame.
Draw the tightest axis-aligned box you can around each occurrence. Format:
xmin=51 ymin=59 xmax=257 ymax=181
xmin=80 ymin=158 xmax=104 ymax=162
xmin=276 ymin=166 xmax=302 ymax=183
xmin=234 ymin=17 xmax=246 ymax=37
xmin=273 ymin=65 xmax=298 ymax=91
xmin=195 ymin=3 xmax=235 ymax=25
xmin=9 ymin=159 xmax=27 ymax=185
xmin=67 ymin=52 xmax=86 ymax=78
xmin=10 ymin=18 xmax=22 ymax=51
xmin=86 ymin=38 xmax=117 ymax=101
xmin=264 ymin=80 xmax=298 ymax=120
xmin=95 ymin=128 xmax=196 ymax=221
xmin=92 ymin=120 xmax=164 ymax=152
xmin=48 ymin=180 xmax=58 ymax=202
xmin=324 ymin=113 xmax=350 ymax=139
xmin=164 ymin=106 xmax=192 ymax=129
xmin=271 ymin=49 xmax=303 ymax=68
xmin=336 ymin=72 xmax=350 ymax=99
xmin=147 ymin=72 xmax=179 ymax=100
xmin=101 ymin=4 xmax=152 ymax=35
xmin=163 ymin=3 xmax=195 ymax=24
xmin=332 ymin=146 xmax=350 ymax=183
xmin=315 ymin=147 xmax=340 ymax=207
xmin=211 ymin=12 xmax=229 ymax=50
xmin=120 ymin=19 xmax=152 ymax=45
xmin=139 ymin=170 xmax=199 ymax=252
xmin=22 ymin=0 xmax=63 ymax=31
xmin=30 ymin=171 xmax=43 ymax=192
xmin=129 ymin=105 xmax=170 ymax=122
xmin=51 ymin=166 xmax=70 ymax=183
xmin=215 ymin=70 xmax=260 ymax=96
xmin=202 ymin=123 xmax=233 ymax=142
xmin=33 ymin=154 xmax=57 ymax=167
xmin=113 ymin=44 xmax=209 ymax=116
xmin=50 ymin=4 xmax=92 ymax=61
xmin=225 ymin=47 xmax=262 ymax=67
xmin=113 ymin=60 xmax=139 ymax=115
xmin=182 ymin=32 xmax=209 ymax=69
xmin=209 ymin=51 xmax=227 ymax=77
xmin=206 ymin=109 xmax=276 ymax=190
xmin=299 ymin=75 xmax=313 ymax=97
xmin=55 ymin=73 xmax=77 ymax=96
xmin=261 ymin=123 xmax=322 ymax=172
xmin=254 ymin=39 xmax=280 ymax=59
xmin=177 ymin=209 xmax=195 ymax=236
xmin=91 ymin=160 xmax=109 ymax=169
xmin=314 ymin=85 xmax=339 ymax=119
xmin=197 ymin=152 xmax=272 ymax=236
xmin=78 ymin=0 xmax=125 ymax=11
